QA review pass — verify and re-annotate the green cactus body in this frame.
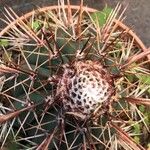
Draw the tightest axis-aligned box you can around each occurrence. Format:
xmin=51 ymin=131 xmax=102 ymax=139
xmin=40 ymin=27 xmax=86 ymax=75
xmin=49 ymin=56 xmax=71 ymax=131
xmin=0 ymin=1 xmax=149 ymax=149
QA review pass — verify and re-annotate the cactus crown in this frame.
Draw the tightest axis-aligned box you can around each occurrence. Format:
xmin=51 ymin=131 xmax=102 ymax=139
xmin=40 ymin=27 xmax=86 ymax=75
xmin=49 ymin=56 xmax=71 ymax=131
xmin=56 ymin=60 xmax=114 ymax=119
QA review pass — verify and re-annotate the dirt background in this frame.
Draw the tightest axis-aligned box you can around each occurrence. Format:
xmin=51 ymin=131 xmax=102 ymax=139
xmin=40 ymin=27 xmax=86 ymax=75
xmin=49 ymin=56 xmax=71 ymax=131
xmin=0 ymin=0 xmax=150 ymax=48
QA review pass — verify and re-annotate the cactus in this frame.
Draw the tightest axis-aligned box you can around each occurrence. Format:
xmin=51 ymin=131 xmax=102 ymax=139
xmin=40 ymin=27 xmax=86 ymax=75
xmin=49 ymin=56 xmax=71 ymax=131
xmin=0 ymin=0 xmax=150 ymax=149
